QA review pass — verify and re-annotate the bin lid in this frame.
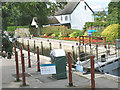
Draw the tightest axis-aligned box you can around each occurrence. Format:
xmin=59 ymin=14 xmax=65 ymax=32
xmin=50 ymin=49 xmax=66 ymax=57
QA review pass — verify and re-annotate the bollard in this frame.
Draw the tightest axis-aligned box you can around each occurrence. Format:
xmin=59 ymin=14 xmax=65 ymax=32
xmin=34 ymin=40 xmax=36 ymax=55
xmin=19 ymin=43 xmax=23 ymax=63
xmin=27 ymin=44 xmax=31 ymax=68
xmin=37 ymin=46 xmax=40 ymax=72
xmin=49 ymin=42 xmax=52 ymax=50
xmin=22 ymin=54 xmax=26 ymax=86
xmin=41 ymin=41 xmax=44 ymax=55
xmin=78 ymin=44 xmax=81 ymax=61
xmin=72 ymin=46 xmax=75 ymax=60
xmin=68 ymin=52 xmax=73 ymax=86
xmin=90 ymin=56 xmax=95 ymax=89
xmin=59 ymin=42 xmax=62 ymax=49
xmin=15 ymin=51 xmax=20 ymax=81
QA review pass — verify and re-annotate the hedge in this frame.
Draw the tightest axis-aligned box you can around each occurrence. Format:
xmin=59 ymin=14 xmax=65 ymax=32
xmin=7 ymin=26 xmax=29 ymax=32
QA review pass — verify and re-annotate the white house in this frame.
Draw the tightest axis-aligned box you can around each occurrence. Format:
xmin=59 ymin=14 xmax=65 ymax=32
xmin=48 ymin=0 xmax=94 ymax=30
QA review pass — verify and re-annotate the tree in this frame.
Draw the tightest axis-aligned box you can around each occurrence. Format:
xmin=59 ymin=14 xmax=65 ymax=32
xmin=107 ymin=2 xmax=120 ymax=24
xmin=101 ymin=24 xmax=120 ymax=42
xmin=93 ymin=10 xmax=107 ymax=22
xmin=2 ymin=2 xmax=67 ymax=31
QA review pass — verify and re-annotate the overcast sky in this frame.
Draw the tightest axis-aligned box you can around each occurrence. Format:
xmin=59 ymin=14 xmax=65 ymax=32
xmin=84 ymin=0 xmax=111 ymax=11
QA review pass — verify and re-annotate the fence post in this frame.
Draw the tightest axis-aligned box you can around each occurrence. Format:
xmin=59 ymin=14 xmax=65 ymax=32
xmin=19 ymin=43 xmax=23 ymax=63
xmin=68 ymin=52 xmax=73 ymax=86
xmin=37 ymin=46 xmax=40 ymax=72
xmin=27 ymin=44 xmax=31 ymax=68
xmin=22 ymin=54 xmax=26 ymax=86
xmin=90 ymin=56 xmax=95 ymax=89
xmin=15 ymin=51 xmax=20 ymax=81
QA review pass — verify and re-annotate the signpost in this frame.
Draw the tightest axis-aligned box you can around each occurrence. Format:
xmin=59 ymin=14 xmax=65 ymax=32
xmin=40 ymin=64 xmax=56 ymax=75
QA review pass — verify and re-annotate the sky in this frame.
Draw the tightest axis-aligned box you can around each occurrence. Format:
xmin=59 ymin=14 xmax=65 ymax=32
xmin=49 ymin=0 xmax=112 ymax=11
xmin=84 ymin=0 xmax=111 ymax=11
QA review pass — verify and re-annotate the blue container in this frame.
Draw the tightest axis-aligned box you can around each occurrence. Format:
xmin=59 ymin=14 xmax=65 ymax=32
xmin=88 ymin=30 xmax=97 ymax=36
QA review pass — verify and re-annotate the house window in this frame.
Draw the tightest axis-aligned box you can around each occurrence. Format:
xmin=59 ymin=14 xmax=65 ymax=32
xmin=61 ymin=16 xmax=63 ymax=21
xmin=65 ymin=16 xmax=68 ymax=21
xmin=85 ymin=6 xmax=87 ymax=10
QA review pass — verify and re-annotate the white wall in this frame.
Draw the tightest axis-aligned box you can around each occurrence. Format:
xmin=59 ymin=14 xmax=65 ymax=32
xmin=71 ymin=1 xmax=94 ymax=30
xmin=55 ymin=14 xmax=71 ymax=24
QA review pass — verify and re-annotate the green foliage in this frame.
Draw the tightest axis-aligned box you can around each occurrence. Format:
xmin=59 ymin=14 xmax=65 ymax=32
xmin=85 ymin=22 xmax=108 ymax=28
xmin=92 ymin=31 xmax=101 ymax=37
xmin=107 ymin=2 xmax=120 ymax=24
xmin=7 ymin=26 xmax=29 ymax=32
xmin=101 ymin=24 xmax=120 ymax=41
xmin=2 ymin=2 xmax=67 ymax=31
xmin=2 ymin=33 xmax=13 ymax=59
xmin=69 ymin=30 xmax=83 ymax=38
xmin=93 ymin=11 xmax=107 ymax=22
xmin=41 ymin=25 xmax=69 ymax=37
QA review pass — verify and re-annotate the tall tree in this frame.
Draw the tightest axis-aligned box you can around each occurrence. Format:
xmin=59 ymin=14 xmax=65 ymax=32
xmin=107 ymin=2 xmax=120 ymax=24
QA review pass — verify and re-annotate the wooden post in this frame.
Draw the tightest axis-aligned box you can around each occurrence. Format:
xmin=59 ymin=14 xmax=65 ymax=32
xmin=96 ymin=44 xmax=98 ymax=61
xmin=14 ymin=42 xmax=16 ymax=56
xmin=90 ymin=56 xmax=95 ymax=89
xmin=59 ymin=42 xmax=62 ymax=49
xmin=89 ymin=36 xmax=91 ymax=50
xmin=68 ymin=52 xmax=73 ymax=86
xmin=104 ymin=37 xmax=106 ymax=48
xmin=19 ymin=43 xmax=23 ymax=63
xmin=41 ymin=41 xmax=44 ymax=55
xmin=15 ymin=51 xmax=20 ymax=81
xmin=37 ymin=46 xmax=40 ymax=72
xmin=27 ymin=44 xmax=31 ymax=68
xmin=22 ymin=54 xmax=26 ymax=86
xmin=49 ymin=42 xmax=52 ymax=50
xmin=83 ymin=36 xmax=84 ymax=45
xmin=34 ymin=40 xmax=35 ymax=55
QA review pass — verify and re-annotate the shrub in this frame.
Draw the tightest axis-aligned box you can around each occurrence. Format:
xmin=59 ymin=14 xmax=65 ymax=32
xmin=69 ymin=30 xmax=83 ymax=38
xmin=92 ymin=31 xmax=101 ymax=37
xmin=101 ymin=24 xmax=120 ymax=41
xmin=7 ymin=26 xmax=29 ymax=32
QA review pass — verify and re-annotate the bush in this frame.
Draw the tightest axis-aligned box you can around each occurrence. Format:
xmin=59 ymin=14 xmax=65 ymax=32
xmin=92 ymin=31 xmax=101 ymax=37
xmin=7 ymin=26 xmax=29 ymax=32
xmin=101 ymin=24 xmax=120 ymax=41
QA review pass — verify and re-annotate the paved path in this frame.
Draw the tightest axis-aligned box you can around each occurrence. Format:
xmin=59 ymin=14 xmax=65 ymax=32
xmin=1 ymin=48 xmax=119 ymax=89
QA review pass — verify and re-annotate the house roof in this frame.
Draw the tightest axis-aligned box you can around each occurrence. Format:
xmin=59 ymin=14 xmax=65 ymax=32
xmin=55 ymin=1 xmax=94 ymax=16
xmin=48 ymin=16 xmax=60 ymax=24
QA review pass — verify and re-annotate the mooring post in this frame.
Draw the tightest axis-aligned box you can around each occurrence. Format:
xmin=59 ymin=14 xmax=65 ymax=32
xmin=15 ymin=51 xmax=20 ymax=81
xmin=49 ymin=42 xmax=52 ymax=50
xmin=22 ymin=54 xmax=26 ymax=86
xmin=19 ymin=43 xmax=23 ymax=63
xmin=90 ymin=56 xmax=95 ymax=89
xmin=37 ymin=46 xmax=40 ymax=72
xmin=59 ymin=42 xmax=62 ymax=49
xmin=27 ymin=44 xmax=31 ymax=68
xmin=14 ymin=42 xmax=16 ymax=57
xmin=34 ymin=40 xmax=36 ymax=55
xmin=68 ymin=52 xmax=73 ymax=86
xmin=89 ymin=36 xmax=91 ymax=50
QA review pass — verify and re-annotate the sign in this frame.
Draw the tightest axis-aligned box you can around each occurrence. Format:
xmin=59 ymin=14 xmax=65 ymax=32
xmin=76 ymin=65 xmax=83 ymax=72
xmin=88 ymin=30 xmax=97 ymax=36
xmin=40 ymin=64 xmax=56 ymax=75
